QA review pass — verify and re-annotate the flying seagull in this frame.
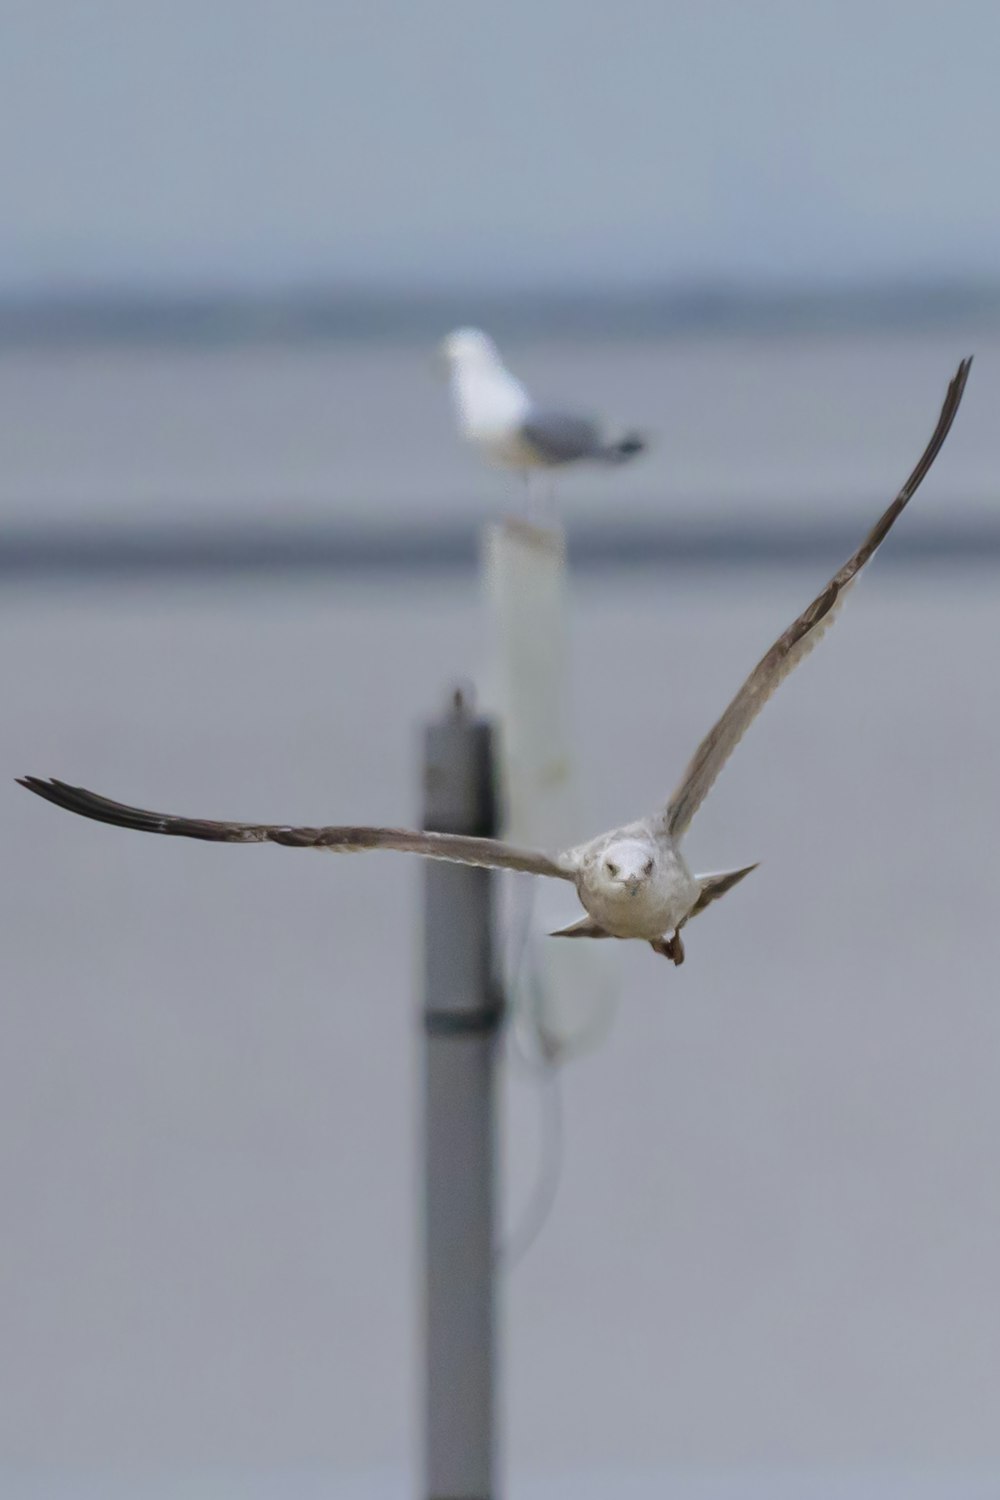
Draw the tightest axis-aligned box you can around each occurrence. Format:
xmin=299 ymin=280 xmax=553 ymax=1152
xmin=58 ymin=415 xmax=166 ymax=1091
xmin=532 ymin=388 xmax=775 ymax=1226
xmin=19 ymin=358 xmax=971 ymax=967
xmin=440 ymin=326 xmax=647 ymax=476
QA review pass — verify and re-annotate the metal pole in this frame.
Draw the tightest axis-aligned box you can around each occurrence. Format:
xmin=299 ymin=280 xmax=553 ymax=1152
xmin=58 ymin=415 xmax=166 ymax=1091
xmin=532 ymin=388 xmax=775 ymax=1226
xmin=422 ymin=688 xmax=501 ymax=1500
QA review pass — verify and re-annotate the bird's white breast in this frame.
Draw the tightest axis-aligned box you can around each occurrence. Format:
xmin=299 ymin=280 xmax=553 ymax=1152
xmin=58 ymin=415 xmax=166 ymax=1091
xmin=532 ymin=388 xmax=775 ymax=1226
xmin=451 ymin=367 xmax=531 ymax=444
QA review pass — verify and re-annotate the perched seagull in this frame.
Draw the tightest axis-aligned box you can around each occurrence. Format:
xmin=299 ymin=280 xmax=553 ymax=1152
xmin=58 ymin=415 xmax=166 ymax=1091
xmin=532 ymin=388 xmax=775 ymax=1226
xmin=440 ymin=326 xmax=646 ymax=477
xmin=19 ymin=359 xmax=971 ymax=968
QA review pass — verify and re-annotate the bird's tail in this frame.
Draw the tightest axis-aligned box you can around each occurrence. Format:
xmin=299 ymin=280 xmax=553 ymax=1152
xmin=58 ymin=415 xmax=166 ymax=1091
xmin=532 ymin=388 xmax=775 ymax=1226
xmin=598 ymin=430 xmax=646 ymax=464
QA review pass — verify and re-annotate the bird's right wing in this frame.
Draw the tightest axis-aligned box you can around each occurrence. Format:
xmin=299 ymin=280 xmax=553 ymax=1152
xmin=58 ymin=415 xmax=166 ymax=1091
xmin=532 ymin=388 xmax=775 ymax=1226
xmin=662 ymin=356 xmax=972 ymax=840
xmin=17 ymin=778 xmax=577 ymax=881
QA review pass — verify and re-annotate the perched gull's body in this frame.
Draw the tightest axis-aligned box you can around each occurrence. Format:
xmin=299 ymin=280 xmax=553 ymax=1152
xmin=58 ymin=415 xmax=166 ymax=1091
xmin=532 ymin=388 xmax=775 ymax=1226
xmin=440 ymin=327 xmax=646 ymax=476
xmin=21 ymin=359 xmax=971 ymax=968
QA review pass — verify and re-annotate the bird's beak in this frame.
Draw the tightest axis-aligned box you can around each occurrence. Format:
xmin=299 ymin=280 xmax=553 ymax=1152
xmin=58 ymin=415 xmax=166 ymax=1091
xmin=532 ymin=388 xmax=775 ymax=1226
xmin=626 ymin=878 xmax=642 ymax=897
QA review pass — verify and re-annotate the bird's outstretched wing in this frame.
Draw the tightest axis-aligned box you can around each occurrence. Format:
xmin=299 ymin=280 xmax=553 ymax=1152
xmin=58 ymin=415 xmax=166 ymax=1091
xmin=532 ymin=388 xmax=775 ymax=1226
xmin=663 ymin=356 xmax=973 ymax=841
xmin=17 ymin=778 xmax=576 ymax=880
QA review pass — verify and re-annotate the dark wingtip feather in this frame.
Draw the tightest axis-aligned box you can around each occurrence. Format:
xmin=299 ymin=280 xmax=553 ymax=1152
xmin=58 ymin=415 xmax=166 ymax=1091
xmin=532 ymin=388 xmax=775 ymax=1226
xmin=16 ymin=776 xmax=165 ymax=833
xmin=19 ymin=776 xmax=90 ymax=810
xmin=18 ymin=775 xmax=62 ymax=797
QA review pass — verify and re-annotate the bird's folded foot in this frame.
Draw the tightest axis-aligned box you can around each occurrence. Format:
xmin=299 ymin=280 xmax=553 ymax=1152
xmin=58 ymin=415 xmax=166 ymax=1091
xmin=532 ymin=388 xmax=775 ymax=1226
xmin=649 ymin=931 xmax=685 ymax=966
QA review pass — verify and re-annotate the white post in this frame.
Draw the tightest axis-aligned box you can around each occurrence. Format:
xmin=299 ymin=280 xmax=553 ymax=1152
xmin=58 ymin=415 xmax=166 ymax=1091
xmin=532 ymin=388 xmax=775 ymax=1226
xmin=482 ymin=517 xmax=617 ymax=1060
xmin=422 ymin=689 xmax=501 ymax=1500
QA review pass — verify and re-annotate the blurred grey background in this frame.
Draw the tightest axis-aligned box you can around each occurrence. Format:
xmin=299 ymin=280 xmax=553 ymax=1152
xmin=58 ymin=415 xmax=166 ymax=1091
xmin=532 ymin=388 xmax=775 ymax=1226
xmin=4 ymin=0 xmax=1000 ymax=293
xmin=3 ymin=3 xmax=1000 ymax=1497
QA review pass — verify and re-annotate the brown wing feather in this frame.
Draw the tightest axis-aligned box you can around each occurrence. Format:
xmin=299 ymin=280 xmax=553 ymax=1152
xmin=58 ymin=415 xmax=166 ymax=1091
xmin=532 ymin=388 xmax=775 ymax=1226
xmin=664 ymin=356 xmax=972 ymax=840
xmin=16 ymin=777 xmax=574 ymax=880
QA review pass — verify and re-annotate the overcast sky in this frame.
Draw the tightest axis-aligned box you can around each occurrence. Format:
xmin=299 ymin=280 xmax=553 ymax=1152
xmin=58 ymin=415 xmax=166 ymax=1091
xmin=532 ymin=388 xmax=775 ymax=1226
xmin=2 ymin=0 xmax=999 ymax=292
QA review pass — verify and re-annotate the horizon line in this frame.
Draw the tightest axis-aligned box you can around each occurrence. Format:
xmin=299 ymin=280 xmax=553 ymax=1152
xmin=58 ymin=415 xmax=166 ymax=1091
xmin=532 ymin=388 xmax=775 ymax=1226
xmin=5 ymin=514 xmax=1000 ymax=581
xmin=0 ymin=277 xmax=998 ymax=346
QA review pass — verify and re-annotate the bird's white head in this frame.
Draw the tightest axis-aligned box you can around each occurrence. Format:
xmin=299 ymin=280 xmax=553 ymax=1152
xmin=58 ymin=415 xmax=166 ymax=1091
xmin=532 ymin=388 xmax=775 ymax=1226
xmin=438 ymin=326 xmax=503 ymax=372
xmin=594 ymin=838 xmax=657 ymax=897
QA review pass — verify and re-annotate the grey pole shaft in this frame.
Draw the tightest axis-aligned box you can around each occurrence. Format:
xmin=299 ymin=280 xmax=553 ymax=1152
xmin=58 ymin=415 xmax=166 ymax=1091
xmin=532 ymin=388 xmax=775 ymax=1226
xmin=422 ymin=691 xmax=502 ymax=1500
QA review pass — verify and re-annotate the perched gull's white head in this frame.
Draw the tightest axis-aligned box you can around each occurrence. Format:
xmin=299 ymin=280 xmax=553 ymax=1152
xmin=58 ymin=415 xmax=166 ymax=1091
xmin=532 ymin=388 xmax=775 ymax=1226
xmin=439 ymin=326 xmax=503 ymax=371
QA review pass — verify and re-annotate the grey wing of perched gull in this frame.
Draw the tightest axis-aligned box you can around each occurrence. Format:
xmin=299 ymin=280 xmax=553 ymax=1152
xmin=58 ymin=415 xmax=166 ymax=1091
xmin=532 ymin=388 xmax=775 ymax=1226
xmin=16 ymin=778 xmax=577 ymax=880
xmin=522 ymin=410 xmax=645 ymax=467
xmin=661 ymin=355 xmax=973 ymax=841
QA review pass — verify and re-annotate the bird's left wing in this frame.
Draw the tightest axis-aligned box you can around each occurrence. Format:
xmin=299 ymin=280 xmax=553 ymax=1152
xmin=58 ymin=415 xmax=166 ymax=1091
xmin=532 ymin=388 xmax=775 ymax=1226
xmin=17 ymin=778 xmax=576 ymax=880
xmin=662 ymin=355 xmax=972 ymax=841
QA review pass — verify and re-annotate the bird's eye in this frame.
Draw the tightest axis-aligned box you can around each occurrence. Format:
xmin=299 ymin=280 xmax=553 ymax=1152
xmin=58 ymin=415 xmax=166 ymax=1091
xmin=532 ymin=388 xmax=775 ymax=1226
xmin=606 ymin=861 xmax=620 ymax=878
xmin=643 ymin=858 xmax=654 ymax=877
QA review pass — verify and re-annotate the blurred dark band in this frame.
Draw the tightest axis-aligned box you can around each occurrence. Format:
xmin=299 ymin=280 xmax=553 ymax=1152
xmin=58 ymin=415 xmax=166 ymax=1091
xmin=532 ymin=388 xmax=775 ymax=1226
xmin=3 ymin=513 xmax=1000 ymax=581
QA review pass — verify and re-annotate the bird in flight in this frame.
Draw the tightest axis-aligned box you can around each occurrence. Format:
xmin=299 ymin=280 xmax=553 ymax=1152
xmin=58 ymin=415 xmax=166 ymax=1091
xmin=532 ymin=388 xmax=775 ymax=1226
xmin=20 ymin=358 xmax=971 ymax=967
xmin=439 ymin=326 xmax=647 ymax=478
